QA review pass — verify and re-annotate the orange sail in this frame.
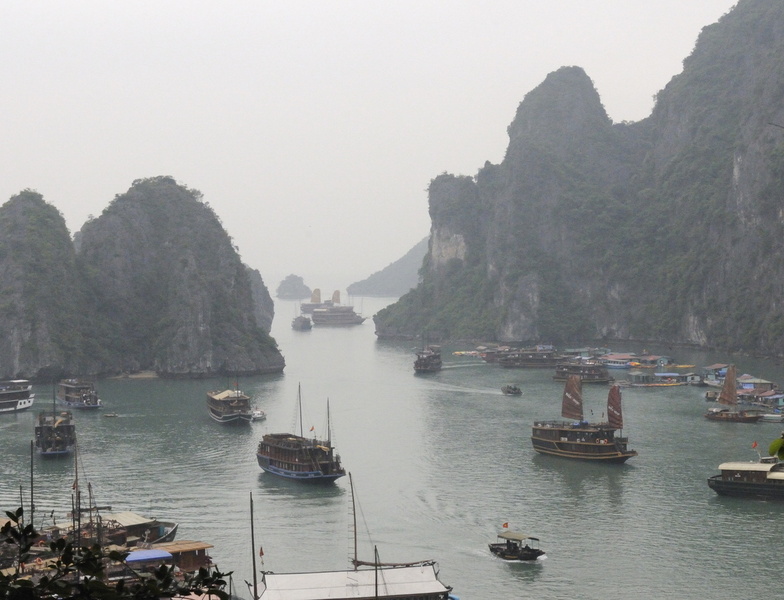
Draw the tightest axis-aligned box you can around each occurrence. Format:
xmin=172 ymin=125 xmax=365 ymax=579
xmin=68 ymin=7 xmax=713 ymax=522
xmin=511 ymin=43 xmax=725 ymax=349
xmin=607 ymin=385 xmax=623 ymax=429
xmin=561 ymin=375 xmax=583 ymax=421
xmin=717 ymin=364 xmax=737 ymax=406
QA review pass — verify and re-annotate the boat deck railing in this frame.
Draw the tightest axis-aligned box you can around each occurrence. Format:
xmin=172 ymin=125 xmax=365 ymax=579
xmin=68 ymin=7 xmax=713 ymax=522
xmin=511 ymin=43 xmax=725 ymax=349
xmin=533 ymin=420 xmax=614 ymax=430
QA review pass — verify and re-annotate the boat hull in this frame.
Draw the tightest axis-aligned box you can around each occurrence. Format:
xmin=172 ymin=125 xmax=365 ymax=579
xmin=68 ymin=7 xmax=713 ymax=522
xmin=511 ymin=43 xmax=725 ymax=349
xmin=414 ymin=366 xmax=441 ymax=374
xmin=707 ymin=476 xmax=784 ymax=500
xmin=488 ymin=543 xmax=545 ymax=561
xmin=38 ymin=449 xmax=74 ymax=457
xmin=208 ymin=408 xmax=253 ymax=424
xmin=256 ymin=454 xmax=345 ymax=482
xmin=0 ymin=396 xmax=35 ymax=413
xmin=56 ymin=400 xmax=102 ymax=410
xmin=704 ymin=411 xmax=761 ymax=423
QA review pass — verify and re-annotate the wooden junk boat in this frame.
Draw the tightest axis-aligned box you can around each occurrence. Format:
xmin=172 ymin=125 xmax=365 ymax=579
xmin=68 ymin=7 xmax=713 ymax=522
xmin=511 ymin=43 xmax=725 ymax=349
xmin=498 ymin=345 xmax=564 ymax=368
xmin=531 ymin=376 xmax=637 ymax=463
xmin=255 ymin=385 xmax=345 ymax=482
xmin=308 ymin=291 xmax=365 ymax=326
xmin=553 ymin=360 xmax=614 ymax=384
xmin=414 ymin=345 xmax=442 ymax=373
xmin=704 ymin=365 xmax=761 ymax=423
xmin=488 ymin=530 xmax=545 ymax=561
xmin=300 ymin=288 xmax=334 ymax=314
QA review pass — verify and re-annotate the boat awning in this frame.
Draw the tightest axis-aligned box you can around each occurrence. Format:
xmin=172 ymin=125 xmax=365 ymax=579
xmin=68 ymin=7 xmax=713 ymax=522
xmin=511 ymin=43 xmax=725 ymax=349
xmin=496 ymin=531 xmax=538 ymax=542
xmin=718 ymin=461 xmax=778 ymax=472
xmin=209 ymin=389 xmax=246 ymax=400
xmin=654 ymin=373 xmax=681 ymax=377
xmin=154 ymin=540 xmax=213 ymax=554
xmin=260 ymin=564 xmax=450 ymax=600
xmin=126 ymin=549 xmax=173 ymax=563
xmin=103 ymin=511 xmax=158 ymax=527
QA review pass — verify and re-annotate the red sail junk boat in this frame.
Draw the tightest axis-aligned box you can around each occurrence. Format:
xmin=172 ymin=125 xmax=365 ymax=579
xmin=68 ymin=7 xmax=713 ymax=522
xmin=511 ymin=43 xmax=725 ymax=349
xmin=704 ymin=364 xmax=762 ymax=423
xmin=531 ymin=376 xmax=637 ymax=463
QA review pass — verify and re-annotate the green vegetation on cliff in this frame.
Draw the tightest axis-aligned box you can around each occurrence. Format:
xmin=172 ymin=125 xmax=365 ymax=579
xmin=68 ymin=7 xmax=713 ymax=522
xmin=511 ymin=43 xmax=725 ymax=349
xmin=375 ymin=1 xmax=784 ymax=355
xmin=0 ymin=191 xmax=89 ymax=378
xmin=77 ymin=176 xmax=283 ymax=376
xmin=0 ymin=178 xmax=284 ymax=379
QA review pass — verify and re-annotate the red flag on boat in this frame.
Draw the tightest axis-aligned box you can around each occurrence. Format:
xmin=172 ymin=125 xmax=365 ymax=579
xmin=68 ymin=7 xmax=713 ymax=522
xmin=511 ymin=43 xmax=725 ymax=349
xmin=310 ymin=426 xmax=315 ymax=431
xmin=259 ymin=546 xmax=264 ymax=557
xmin=752 ymin=441 xmax=758 ymax=448
xmin=502 ymin=522 xmax=509 ymax=528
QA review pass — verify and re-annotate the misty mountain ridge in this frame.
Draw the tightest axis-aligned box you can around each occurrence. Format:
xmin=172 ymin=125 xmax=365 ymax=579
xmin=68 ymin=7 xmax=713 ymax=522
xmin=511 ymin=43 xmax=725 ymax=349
xmin=375 ymin=0 xmax=784 ymax=356
xmin=347 ymin=236 xmax=428 ymax=297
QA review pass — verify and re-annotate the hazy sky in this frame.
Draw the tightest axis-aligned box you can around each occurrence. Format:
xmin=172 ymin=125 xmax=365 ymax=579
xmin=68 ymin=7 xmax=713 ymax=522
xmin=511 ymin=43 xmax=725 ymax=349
xmin=1 ymin=1 xmax=737 ymax=291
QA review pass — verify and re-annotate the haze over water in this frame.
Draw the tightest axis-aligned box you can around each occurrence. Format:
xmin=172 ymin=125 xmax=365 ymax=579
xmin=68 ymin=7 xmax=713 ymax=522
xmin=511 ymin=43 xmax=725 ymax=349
xmin=2 ymin=296 xmax=782 ymax=599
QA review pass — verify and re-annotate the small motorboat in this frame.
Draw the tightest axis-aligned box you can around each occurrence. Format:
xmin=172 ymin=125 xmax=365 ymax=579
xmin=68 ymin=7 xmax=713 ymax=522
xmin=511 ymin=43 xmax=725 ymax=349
xmin=251 ymin=409 xmax=266 ymax=422
xmin=489 ymin=531 xmax=545 ymax=561
xmin=501 ymin=385 xmax=522 ymax=396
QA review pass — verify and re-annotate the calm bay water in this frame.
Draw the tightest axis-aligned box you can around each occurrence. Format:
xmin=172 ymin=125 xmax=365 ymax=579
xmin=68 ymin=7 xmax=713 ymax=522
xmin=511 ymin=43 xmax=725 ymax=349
xmin=2 ymin=296 xmax=783 ymax=599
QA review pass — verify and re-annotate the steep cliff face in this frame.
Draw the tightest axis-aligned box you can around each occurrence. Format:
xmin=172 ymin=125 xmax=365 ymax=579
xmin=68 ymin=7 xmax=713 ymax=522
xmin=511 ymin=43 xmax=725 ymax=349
xmin=376 ymin=0 xmax=784 ymax=354
xmin=247 ymin=266 xmax=275 ymax=333
xmin=634 ymin=0 xmax=784 ymax=352
xmin=0 ymin=179 xmax=282 ymax=379
xmin=0 ymin=192 xmax=87 ymax=378
xmin=77 ymin=177 xmax=284 ymax=376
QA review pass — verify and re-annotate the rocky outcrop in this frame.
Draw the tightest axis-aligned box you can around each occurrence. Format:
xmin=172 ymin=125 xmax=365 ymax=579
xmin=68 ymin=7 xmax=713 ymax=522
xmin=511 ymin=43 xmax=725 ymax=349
xmin=248 ymin=267 xmax=275 ymax=332
xmin=77 ymin=176 xmax=284 ymax=377
xmin=0 ymin=178 xmax=284 ymax=379
xmin=0 ymin=191 xmax=87 ymax=379
xmin=276 ymin=274 xmax=311 ymax=300
xmin=376 ymin=0 xmax=784 ymax=355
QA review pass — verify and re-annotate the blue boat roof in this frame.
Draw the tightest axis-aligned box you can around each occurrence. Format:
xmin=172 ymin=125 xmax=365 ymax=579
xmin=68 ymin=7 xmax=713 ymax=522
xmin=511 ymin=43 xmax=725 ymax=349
xmin=126 ymin=549 xmax=173 ymax=563
xmin=654 ymin=372 xmax=681 ymax=377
